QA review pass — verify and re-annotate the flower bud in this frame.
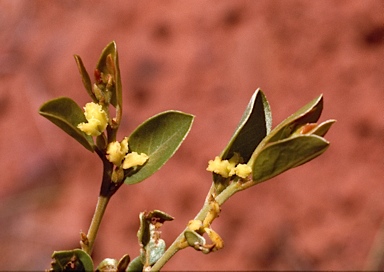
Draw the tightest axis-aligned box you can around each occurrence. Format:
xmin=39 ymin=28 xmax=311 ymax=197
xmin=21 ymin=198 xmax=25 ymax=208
xmin=206 ymin=156 xmax=232 ymax=178
xmin=234 ymin=164 xmax=252 ymax=179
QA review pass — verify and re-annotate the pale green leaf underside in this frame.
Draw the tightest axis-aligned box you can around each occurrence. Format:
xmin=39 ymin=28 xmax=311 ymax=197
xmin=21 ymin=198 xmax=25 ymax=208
xmin=252 ymin=135 xmax=329 ymax=183
xmin=125 ymin=111 xmax=194 ymax=185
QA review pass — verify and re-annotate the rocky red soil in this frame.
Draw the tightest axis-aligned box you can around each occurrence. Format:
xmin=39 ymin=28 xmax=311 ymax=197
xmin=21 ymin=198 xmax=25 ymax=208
xmin=1 ymin=0 xmax=384 ymax=270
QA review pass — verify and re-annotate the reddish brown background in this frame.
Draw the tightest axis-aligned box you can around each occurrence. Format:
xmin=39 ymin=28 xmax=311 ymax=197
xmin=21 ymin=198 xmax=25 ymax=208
xmin=1 ymin=0 xmax=384 ymax=271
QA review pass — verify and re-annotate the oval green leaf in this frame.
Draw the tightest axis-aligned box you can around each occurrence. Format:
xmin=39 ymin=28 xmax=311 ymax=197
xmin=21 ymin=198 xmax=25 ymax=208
xmin=126 ymin=256 xmax=143 ymax=272
xmin=51 ymin=249 xmax=94 ymax=272
xmin=39 ymin=97 xmax=95 ymax=152
xmin=74 ymin=55 xmax=98 ymax=103
xmin=220 ymin=89 xmax=272 ymax=162
xmin=252 ymin=135 xmax=329 ymax=183
xmin=96 ymin=41 xmax=122 ymax=109
xmin=124 ymin=111 xmax=194 ymax=185
xmin=184 ymin=230 xmax=206 ymax=247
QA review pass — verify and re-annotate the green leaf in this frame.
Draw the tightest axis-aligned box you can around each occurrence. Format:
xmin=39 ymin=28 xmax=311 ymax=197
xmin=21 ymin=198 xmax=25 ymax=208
xmin=74 ymin=55 xmax=98 ymax=103
xmin=220 ymin=89 xmax=272 ymax=162
xmin=266 ymin=94 xmax=323 ymax=143
xmin=184 ymin=230 xmax=206 ymax=247
xmin=252 ymin=135 xmax=330 ymax=183
xmin=96 ymin=41 xmax=122 ymax=109
xmin=124 ymin=111 xmax=194 ymax=185
xmin=126 ymin=256 xmax=143 ymax=272
xmin=39 ymin=97 xmax=95 ymax=152
xmin=50 ymin=249 xmax=94 ymax=272
xmin=146 ymin=210 xmax=175 ymax=223
xmin=248 ymin=94 xmax=324 ymax=167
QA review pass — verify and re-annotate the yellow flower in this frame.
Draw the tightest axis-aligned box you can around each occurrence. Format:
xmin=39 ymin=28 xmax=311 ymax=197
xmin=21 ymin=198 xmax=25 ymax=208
xmin=122 ymin=152 xmax=149 ymax=169
xmin=206 ymin=156 xmax=232 ymax=178
xmin=234 ymin=164 xmax=252 ymax=179
xmin=77 ymin=102 xmax=108 ymax=136
xmin=206 ymin=154 xmax=251 ymax=179
xmin=106 ymin=137 xmax=128 ymax=166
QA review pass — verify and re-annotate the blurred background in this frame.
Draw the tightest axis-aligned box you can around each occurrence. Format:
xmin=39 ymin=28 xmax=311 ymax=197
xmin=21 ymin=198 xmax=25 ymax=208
xmin=1 ymin=0 xmax=384 ymax=270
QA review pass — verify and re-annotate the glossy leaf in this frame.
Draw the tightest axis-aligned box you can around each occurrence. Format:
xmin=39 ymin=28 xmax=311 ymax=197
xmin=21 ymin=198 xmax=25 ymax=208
xmin=96 ymin=41 xmax=122 ymax=108
xmin=74 ymin=55 xmax=98 ymax=103
xmin=117 ymin=254 xmax=130 ymax=272
xmin=50 ymin=249 xmax=94 ymax=272
xmin=220 ymin=89 xmax=272 ymax=162
xmin=39 ymin=97 xmax=94 ymax=152
xmin=124 ymin=111 xmax=194 ymax=185
xmin=252 ymin=135 xmax=330 ymax=183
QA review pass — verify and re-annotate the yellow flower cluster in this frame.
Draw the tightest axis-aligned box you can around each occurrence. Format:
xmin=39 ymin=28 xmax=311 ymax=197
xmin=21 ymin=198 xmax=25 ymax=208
xmin=77 ymin=102 xmax=148 ymax=170
xmin=77 ymin=102 xmax=108 ymax=136
xmin=106 ymin=138 xmax=148 ymax=169
xmin=206 ymin=155 xmax=251 ymax=179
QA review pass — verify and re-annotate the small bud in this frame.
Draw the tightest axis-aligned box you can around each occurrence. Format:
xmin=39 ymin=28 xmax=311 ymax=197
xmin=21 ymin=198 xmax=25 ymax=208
xmin=296 ymin=123 xmax=318 ymax=136
xmin=206 ymin=157 xmax=232 ymax=178
xmin=111 ymin=167 xmax=124 ymax=183
xmin=234 ymin=163 xmax=252 ymax=179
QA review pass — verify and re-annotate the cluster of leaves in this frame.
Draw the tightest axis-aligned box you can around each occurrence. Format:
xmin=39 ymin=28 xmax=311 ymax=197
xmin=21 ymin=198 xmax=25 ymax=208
xmin=178 ymin=90 xmax=335 ymax=257
xmin=210 ymin=89 xmax=335 ymax=196
xmin=40 ymin=42 xmax=193 ymax=271
xmin=39 ymin=42 xmax=194 ymax=194
xmin=40 ymin=41 xmax=334 ymax=271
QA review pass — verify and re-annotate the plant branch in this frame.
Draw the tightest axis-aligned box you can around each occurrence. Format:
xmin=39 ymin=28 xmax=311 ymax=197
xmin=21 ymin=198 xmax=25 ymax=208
xmin=150 ymin=182 xmax=242 ymax=271
xmin=81 ymin=195 xmax=110 ymax=255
